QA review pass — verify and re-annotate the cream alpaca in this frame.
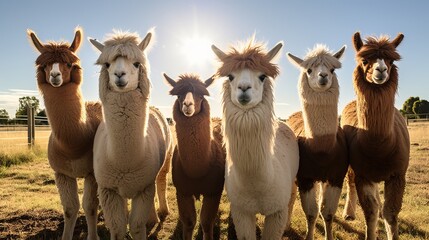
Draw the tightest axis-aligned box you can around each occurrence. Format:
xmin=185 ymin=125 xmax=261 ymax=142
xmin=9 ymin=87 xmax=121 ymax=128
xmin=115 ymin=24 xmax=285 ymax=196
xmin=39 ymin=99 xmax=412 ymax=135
xmin=212 ymin=39 xmax=299 ymax=240
xmin=90 ymin=30 xmax=173 ymax=239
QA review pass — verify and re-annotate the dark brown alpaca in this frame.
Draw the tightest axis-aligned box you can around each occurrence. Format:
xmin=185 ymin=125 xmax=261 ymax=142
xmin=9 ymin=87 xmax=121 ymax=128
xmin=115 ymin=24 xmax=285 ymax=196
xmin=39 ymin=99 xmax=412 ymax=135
xmin=164 ymin=73 xmax=225 ymax=240
xmin=341 ymin=32 xmax=410 ymax=240
xmin=286 ymin=45 xmax=348 ymax=240
xmin=28 ymin=28 xmax=102 ymax=240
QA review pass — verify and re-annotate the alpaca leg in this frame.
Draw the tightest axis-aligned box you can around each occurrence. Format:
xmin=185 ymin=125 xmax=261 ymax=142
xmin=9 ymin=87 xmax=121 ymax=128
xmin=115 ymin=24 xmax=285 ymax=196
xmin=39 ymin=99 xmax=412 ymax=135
xmin=261 ymin=209 xmax=288 ymax=240
xmin=320 ymin=183 xmax=342 ymax=240
xmin=156 ymin=149 xmax=172 ymax=220
xmin=383 ymin=175 xmax=406 ymax=240
xmin=82 ymin=174 xmax=99 ymax=240
xmin=230 ymin=204 xmax=256 ymax=240
xmin=130 ymin=183 xmax=156 ymax=240
xmin=200 ymin=194 xmax=222 ymax=240
xmin=355 ymin=179 xmax=379 ymax=240
xmin=343 ymin=169 xmax=358 ymax=220
xmin=285 ymin=181 xmax=298 ymax=231
xmin=177 ymin=193 xmax=196 ymax=240
xmin=55 ymin=172 xmax=79 ymax=240
xmin=98 ymin=187 xmax=127 ymax=239
xmin=300 ymin=184 xmax=318 ymax=240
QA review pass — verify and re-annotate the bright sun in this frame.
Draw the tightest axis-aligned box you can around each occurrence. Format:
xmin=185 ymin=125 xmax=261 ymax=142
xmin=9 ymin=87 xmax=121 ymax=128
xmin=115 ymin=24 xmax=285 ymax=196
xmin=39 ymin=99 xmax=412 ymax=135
xmin=180 ymin=35 xmax=213 ymax=66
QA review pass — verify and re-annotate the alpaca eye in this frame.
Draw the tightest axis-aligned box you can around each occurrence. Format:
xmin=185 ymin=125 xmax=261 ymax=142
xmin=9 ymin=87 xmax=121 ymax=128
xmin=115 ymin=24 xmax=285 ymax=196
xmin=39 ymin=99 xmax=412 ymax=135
xmin=259 ymin=74 xmax=267 ymax=82
xmin=330 ymin=68 xmax=335 ymax=73
xmin=362 ymin=59 xmax=368 ymax=65
xmin=307 ymin=69 xmax=312 ymax=74
xmin=390 ymin=60 xmax=394 ymax=65
xmin=66 ymin=63 xmax=72 ymax=68
xmin=227 ymin=74 xmax=234 ymax=81
xmin=133 ymin=62 xmax=140 ymax=68
xmin=105 ymin=63 xmax=110 ymax=68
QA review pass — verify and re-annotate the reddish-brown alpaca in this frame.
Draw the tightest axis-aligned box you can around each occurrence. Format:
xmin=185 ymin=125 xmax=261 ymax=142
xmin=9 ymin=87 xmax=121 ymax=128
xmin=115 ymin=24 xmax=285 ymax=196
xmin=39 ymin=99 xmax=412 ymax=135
xmin=164 ymin=73 xmax=225 ymax=240
xmin=28 ymin=28 xmax=102 ymax=240
xmin=341 ymin=32 xmax=410 ymax=240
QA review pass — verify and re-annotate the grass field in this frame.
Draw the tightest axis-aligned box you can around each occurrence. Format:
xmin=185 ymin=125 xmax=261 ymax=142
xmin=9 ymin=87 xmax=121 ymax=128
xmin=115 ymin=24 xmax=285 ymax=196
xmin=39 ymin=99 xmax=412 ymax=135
xmin=0 ymin=122 xmax=428 ymax=239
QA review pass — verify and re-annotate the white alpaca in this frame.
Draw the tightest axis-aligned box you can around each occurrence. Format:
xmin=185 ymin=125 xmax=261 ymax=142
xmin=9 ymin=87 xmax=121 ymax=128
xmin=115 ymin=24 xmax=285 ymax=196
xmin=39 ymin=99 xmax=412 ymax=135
xmin=90 ymin=30 xmax=173 ymax=239
xmin=212 ymin=40 xmax=299 ymax=240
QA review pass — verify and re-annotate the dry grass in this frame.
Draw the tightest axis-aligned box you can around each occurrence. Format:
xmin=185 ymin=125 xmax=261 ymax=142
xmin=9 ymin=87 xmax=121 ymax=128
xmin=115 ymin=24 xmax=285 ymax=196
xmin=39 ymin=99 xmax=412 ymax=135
xmin=0 ymin=122 xmax=428 ymax=239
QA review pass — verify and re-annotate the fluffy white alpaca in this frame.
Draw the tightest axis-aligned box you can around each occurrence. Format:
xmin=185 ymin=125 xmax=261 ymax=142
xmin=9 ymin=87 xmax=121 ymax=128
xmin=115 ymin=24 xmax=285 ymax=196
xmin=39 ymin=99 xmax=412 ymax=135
xmin=90 ymin=30 xmax=173 ymax=239
xmin=212 ymin=40 xmax=299 ymax=240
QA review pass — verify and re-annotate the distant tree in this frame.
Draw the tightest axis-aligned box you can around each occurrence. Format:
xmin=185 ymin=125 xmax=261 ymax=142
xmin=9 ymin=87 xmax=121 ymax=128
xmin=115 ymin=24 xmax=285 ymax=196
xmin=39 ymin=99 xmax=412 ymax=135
xmin=0 ymin=109 xmax=9 ymax=124
xmin=413 ymin=100 xmax=429 ymax=117
xmin=401 ymin=96 xmax=420 ymax=118
xmin=15 ymin=96 xmax=40 ymax=117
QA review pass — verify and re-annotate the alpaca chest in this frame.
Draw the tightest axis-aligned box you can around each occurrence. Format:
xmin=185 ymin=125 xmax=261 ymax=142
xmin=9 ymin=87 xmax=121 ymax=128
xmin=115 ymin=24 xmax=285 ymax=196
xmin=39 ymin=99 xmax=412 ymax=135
xmin=225 ymin=167 xmax=291 ymax=215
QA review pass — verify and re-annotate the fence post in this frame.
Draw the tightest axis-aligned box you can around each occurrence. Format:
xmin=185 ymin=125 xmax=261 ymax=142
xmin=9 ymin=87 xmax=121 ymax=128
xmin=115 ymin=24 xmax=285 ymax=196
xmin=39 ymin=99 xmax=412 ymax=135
xmin=27 ymin=105 xmax=35 ymax=148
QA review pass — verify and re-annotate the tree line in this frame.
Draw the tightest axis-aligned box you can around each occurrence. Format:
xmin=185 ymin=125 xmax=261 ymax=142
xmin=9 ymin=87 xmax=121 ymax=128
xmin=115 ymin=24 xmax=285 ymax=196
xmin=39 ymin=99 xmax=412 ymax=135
xmin=0 ymin=95 xmax=428 ymax=125
xmin=0 ymin=96 xmax=47 ymax=125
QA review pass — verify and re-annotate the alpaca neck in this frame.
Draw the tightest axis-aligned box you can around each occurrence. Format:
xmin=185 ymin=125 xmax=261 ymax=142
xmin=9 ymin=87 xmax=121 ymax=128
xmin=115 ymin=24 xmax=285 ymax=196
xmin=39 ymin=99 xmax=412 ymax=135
xmin=39 ymin=83 xmax=91 ymax=151
xmin=103 ymin=91 xmax=149 ymax=161
xmin=223 ymin=81 xmax=276 ymax=179
xmin=355 ymin=68 xmax=397 ymax=142
xmin=299 ymin=78 xmax=339 ymax=152
xmin=174 ymin=100 xmax=212 ymax=178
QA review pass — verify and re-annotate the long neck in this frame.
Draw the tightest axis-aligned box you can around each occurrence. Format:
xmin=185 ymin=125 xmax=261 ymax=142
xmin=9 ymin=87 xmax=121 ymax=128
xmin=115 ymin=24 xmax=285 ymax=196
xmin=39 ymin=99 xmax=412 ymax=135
xmin=103 ymin=90 xmax=149 ymax=160
xmin=354 ymin=67 xmax=397 ymax=141
xmin=174 ymin=99 xmax=212 ymax=178
xmin=299 ymin=76 xmax=339 ymax=152
xmin=222 ymin=80 xmax=276 ymax=177
xmin=39 ymin=82 xmax=93 ymax=151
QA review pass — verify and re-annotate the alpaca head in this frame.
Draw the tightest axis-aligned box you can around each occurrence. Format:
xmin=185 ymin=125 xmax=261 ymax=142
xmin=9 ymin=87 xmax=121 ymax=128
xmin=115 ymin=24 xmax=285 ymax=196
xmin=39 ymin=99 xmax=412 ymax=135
xmin=28 ymin=27 xmax=82 ymax=87
xmin=353 ymin=32 xmax=403 ymax=85
xmin=164 ymin=73 xmax=214 ymax=117
xmin=287 ymin=45 xmax=346 ymax=92
xmin=89 ymin=30 xmax=153 ymax=93
xmin=212 ymin=40 xmax=282 ymax=109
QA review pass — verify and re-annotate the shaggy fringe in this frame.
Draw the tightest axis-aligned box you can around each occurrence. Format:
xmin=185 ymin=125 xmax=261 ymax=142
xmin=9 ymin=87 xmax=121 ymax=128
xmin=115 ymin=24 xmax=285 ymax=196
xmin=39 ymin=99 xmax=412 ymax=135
xmin=169 ymin=74 xmax=210 ymax=96
xmin=300 ymin=45 xmax=342 ymax=71
xmin=216 ymin=39 xmax=279 ymax=78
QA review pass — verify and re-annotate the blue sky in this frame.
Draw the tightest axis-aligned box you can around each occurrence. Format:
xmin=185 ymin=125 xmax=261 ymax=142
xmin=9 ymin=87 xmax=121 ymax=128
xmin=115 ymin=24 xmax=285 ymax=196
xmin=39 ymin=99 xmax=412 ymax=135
xmin=0 ymin=0 xmax=428 ymax=118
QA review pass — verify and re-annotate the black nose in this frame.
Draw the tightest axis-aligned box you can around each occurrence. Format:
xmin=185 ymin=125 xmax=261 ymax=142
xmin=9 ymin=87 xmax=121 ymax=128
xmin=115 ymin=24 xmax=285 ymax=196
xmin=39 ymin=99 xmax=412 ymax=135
xmin=50 ymin=72 xmax=61 ymax=78
xmin=115 ymin=72 xmax=126 ymax=78
xmin=318 ymin=73 xmax=328 ymax=78
xmin=238 ymin=85 xmax=251 ymax=92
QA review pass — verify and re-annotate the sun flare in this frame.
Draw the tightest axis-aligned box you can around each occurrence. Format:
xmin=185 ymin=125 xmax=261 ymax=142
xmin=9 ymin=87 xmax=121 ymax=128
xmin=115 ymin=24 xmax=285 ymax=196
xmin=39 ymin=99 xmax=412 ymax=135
xmin=180 ymin=35 xmax=213 ymax=66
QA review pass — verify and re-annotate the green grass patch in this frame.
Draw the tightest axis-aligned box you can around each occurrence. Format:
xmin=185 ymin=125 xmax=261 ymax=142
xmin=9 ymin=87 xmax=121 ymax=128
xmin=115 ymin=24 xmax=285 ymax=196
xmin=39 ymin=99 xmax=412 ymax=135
xmin=0 ymin=145 xmax=46 ymax=169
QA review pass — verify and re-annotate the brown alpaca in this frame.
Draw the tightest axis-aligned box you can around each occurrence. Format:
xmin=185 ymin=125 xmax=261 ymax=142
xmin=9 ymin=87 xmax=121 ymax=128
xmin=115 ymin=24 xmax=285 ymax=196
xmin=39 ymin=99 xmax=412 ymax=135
xmin=287 ymin=45 xmax=348 ymax=240
xmin=341 ymin=32 xmax=410 ymax=240
xmin=164 ymin=73 xmax=226 ymax=240
xmin=27 ymin=28 xmax=102 ymax=240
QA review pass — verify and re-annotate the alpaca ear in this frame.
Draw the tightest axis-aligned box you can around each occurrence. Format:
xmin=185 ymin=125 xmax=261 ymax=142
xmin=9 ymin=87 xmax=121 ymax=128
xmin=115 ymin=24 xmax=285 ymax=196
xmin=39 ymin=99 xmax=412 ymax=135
xmin=89 ymin=38 xmax=105 ymax=52
xmin=163 ymin=73 xmax=176 ymax=87
xmin=139 ymin=32 xmax=152 ymax=51
xmin=353 ymin=32 xmax=363 ymax=51
xmin=211 ymin=45 xmax=227 ymax=60
xmin=27 ymin=29 xmax=45 ymax=53
xmin=266 ymin=42 xmax=283 ymax=62
xmin=333 ymin=45 xmax=346 ymax=59
xmin=287 ymin=53 xmax=304 ymax=68
xmin=69 ymin=27 xmax=83 ymax=52
xmin=204 ymin=75 xmax=215 ymax=87
xmin=391 ymin=33 xmax=404 ymax=48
